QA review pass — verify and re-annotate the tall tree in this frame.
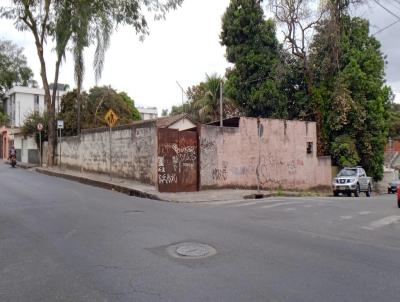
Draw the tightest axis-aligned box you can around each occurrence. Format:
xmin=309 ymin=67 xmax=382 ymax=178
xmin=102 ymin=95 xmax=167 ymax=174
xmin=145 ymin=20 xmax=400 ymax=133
xmin=221 ymin=0 xmax=287 ymax=118
xmin=58 ymin=86 xmax=141 ymax=135
xmin=1 ymin=0 xmax=183 ymax=166
xmin=311 ymin=15 xmax=391 ymax=180
xmin=268 ymin=0 xmax=328 ymax=154
xmin=192 ymin=74 xmax=237 ymax=123
xmin=0 ymin=39 xmax=36 ymax=99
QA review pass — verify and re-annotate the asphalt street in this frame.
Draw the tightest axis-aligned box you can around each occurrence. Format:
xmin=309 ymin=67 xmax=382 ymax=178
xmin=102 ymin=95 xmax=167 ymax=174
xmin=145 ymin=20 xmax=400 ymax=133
xmin=1 ymin=163 xmax=400 ymax=302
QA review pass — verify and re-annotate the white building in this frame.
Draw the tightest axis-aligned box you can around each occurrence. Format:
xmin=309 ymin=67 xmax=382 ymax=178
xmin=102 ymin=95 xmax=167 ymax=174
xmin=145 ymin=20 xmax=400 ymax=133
xmin=137 ymin=107 xmax=158 ymax=120
xmin=1 ymin=85 xmax=67 ymax=163
xmin=3 ymin=86 xmax=67 ymax=127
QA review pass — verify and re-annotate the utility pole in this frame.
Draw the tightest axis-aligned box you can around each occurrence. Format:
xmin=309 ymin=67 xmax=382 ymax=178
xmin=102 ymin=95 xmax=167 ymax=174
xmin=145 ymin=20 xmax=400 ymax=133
xmin=176 ymin=81 xmax=188 ymax=112
xmin=18 ymin=101 xmax=20 ymax=127
xmin=257 ymin=117 xmax=261 ymax=193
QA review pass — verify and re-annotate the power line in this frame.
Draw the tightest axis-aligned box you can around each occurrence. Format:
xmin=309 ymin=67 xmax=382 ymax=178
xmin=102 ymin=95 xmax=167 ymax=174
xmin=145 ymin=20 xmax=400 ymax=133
xmin=372 ymin=0 xmax=400 ymax=35
xmin=373 ymin=19 xmax=400 ymax=35
xmin=373 ymin=0 xmax=400 ymax=20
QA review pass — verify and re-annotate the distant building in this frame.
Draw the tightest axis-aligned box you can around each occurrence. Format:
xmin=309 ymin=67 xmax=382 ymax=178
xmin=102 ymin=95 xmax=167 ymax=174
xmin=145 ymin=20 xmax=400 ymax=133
xmin=138 ymin=107 xmax=158 ymax=120
xmin=0 ymin=85 xmax=67 ymax=161
xmin=2 ymin=86 xmax=67 ymax=127
xmin=156 ymin=113 xmax=196 ymax=131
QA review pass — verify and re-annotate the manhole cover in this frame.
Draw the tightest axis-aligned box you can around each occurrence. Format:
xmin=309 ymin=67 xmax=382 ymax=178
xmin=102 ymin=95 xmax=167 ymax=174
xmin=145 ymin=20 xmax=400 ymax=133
xmin=167 ymin=242 xmax=217 ymax=259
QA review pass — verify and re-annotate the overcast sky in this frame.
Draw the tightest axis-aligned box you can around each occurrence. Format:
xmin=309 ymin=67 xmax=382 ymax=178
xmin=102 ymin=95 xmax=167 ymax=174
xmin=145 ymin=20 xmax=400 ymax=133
xmin=0 ymin=0 xmax=399 ymax=113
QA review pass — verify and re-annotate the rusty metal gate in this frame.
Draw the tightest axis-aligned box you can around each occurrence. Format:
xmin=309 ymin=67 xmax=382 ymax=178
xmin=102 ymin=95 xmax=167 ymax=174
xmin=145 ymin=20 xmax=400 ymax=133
xmin=157 ymin=128 xmax=198 ymax=192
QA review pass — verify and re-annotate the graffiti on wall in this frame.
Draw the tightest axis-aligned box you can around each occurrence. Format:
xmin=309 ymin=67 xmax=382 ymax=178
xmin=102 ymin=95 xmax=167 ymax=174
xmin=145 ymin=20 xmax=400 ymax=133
xmin=258 ymin=154 xmax=304 ymax=186
xmin=159 ymin=173 xmax=178 ymax=184
xmin=158 ymin=156 xmax=165 ymax=173
xmin=159 ymin=143 xmax=197 ymax=165
xmin=136 ymin=127 xmax=151 ymax=138
xmin=157 ymin=155 xmax=178 ymax=184
xmin=172 ymin=144 xmax=197 ymax=163
xmin=212 ymin=161 xmax=228 ymax=181
xmin=158 ymin=129 xmax=198 ymax=192
xmin=200 ymin=138 xmax=217 ymax=151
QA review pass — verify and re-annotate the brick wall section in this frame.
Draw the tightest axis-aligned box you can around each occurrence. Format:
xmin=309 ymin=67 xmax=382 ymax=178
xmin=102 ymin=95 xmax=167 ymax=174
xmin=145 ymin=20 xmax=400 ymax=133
xmin=200 ymin=117 xmax=332 ymax=190
xmin=59 ymin=121 xmax=157 ymax=185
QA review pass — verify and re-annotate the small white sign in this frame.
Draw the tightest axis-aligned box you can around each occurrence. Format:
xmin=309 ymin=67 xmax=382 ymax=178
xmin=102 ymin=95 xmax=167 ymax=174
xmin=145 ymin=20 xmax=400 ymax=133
xmin=37 ymin=123 xmax=43 ymax=131
xmin=57 ymin=120 xmax=64 ymax=129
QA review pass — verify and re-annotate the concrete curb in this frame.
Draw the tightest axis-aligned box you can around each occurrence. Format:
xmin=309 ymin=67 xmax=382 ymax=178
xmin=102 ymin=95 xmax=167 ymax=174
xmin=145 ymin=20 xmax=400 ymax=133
xmin=18 ymin=163 xmax=38 ymax=169
xmin=35 ymin=168 xmax=163 ymax=201
xmin=2 ymin=160 xmax=38 ymax=169
xmin=34 ymin=167 xmax=332 ymax=203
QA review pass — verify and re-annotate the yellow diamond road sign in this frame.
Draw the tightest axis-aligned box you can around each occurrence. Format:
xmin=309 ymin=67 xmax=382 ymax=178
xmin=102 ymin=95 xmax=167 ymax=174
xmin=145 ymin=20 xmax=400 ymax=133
xmin=105 ymin=109 xmax=119 ymax=128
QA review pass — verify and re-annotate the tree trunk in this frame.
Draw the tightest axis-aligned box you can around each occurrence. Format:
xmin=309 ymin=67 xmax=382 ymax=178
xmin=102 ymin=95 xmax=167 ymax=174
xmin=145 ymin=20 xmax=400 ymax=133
xmin=34 ymin=42 xmax=55 ymax=166
xmin=77 ymin=81 xmax=81 ymax=134
xmin=21 ymin=1 xmax=63 ymax=167
xmin=49 ymin=59 xmax=62 ymax=165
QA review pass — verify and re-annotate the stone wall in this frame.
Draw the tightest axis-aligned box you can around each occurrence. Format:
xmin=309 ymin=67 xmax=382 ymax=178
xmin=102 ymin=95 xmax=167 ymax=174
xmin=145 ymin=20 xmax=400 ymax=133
xmin=58 ymin=121 xmax=157 ymax=185
xmin=200 ymin=117 xmax=332 ymax=190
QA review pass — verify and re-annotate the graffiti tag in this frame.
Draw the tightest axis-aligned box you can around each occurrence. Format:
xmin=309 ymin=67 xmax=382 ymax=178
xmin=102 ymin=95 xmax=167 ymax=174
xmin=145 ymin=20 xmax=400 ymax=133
xmin=159 ymin=173 xmax=178 ymax=184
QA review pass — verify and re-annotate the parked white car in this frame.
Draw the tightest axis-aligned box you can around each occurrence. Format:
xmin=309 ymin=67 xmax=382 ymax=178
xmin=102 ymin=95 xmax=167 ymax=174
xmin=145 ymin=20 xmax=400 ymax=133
xmin=332 ymin=167 xmax=372 ymax=197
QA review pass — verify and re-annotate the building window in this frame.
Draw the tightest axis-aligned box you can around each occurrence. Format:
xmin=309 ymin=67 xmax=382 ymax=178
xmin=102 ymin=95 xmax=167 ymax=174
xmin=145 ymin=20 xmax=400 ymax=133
xmin=307 ymin=142 xmax=313 ymax=154
xmin=34 ymin=95 xmax=39 ymax=112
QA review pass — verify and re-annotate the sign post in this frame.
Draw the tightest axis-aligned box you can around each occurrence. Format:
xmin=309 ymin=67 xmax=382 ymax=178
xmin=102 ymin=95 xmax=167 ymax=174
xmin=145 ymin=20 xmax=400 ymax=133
xmin=104 ymin=109 xmax=118 ymax=179
xmin=57 ymin=120 xmax=64 ymax=170
xmin=37 ymin=123 xmax=43 ymax=167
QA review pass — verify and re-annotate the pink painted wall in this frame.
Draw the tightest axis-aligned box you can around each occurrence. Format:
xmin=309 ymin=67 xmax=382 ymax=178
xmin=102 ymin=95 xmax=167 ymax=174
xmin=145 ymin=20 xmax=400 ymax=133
xmin=199 ymin=117 xmax=332 ymax=190
xmin=0 ymin=126 xmax=9 ymax=159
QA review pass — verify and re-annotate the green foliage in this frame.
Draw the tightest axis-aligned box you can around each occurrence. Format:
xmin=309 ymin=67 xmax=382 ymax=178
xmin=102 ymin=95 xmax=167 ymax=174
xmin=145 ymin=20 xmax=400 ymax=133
xmin=0 ymin=109 xmax=8 ymax=125
xmin=21 ymin=112 xmax=49 ymax=147
xmin=119 ymin=92 xmax=141 ymax=121
xmin=195 ymin=74 xmax=224 ymax=123
xmin=161 ymin=109 xmax=169 ymax=117
xmin=57 ymin=90 xmax=84 ymax=137
xmin=280 ymin=53 xmax=311 ymax=120
xmin=311 ymin=16 xmax=390 ymax=180
xmin=170 ymin=74 xmax=239 ymax=123
xmin=331 ymin=135 xmax=360 ymax=167
xmin=58 ymin=86 xmax=140 ymax=135
xmin=0 ymin=39 xmax=36 ymax=97
xmin=220 ymin=0 xmax=286 ymax=118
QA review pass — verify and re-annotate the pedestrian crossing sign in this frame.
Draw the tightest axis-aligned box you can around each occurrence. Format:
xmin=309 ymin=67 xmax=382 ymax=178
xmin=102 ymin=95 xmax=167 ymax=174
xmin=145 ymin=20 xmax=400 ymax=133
xmin=105 ymin=109 xmax=119 ymax=128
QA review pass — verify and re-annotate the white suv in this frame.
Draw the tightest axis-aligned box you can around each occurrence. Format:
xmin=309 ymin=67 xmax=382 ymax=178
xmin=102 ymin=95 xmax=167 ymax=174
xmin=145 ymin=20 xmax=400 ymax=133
xmin=332 ymin=167 xmax=372 ymax=197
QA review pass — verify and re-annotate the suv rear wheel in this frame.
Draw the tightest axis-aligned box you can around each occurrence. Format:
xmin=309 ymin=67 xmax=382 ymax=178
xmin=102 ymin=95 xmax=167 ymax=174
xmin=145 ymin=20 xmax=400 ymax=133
xmin=366 ymin=184 xmax=371 ymax=197
xmin=354 ymin=184 xmax=360 ymax=197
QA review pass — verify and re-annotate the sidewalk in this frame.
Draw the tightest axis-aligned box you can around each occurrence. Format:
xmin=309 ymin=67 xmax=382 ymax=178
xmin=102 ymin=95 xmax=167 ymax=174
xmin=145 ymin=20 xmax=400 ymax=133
xmin=2 ymin=159 xmax=38 ymax=169
xmin=34 ymin=166 xmax=322 ymax=203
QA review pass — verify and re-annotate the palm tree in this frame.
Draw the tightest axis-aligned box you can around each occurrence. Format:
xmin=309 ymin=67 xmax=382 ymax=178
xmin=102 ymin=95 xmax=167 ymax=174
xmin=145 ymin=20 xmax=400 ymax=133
xmin=68 ymin=1 xmax=112 ymax=134
xmin=194 ymin=74 xmax=238 ymax=123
